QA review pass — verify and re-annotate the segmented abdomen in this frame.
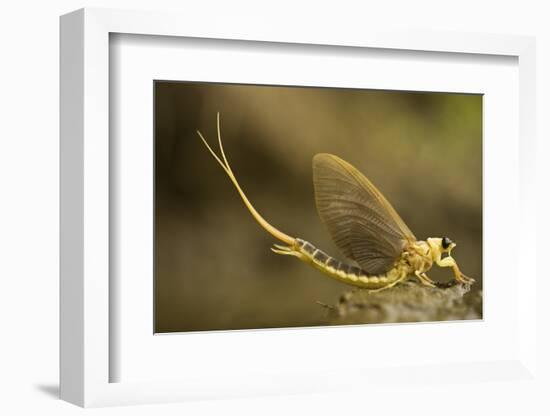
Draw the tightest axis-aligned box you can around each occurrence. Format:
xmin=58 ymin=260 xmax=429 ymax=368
xmin=296 ymin=238 xmax=404 ymax=289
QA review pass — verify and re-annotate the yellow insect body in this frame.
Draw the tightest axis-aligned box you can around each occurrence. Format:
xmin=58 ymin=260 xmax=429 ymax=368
xmin=197 ymin=114 xmax=474 ymax=292
xmin=272 ymin=238 xmax=408 ymax=290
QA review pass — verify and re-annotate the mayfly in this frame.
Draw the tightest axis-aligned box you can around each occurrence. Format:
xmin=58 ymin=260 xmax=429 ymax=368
xmin=197 ymin=114 xmax=475 ymax=292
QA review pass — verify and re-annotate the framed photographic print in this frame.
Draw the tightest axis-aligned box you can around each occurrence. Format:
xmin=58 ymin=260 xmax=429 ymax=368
xmin=60 ymin=7 xmax=537 ymax=408
xmin=153 ymin=82 xmax=482 ymax=334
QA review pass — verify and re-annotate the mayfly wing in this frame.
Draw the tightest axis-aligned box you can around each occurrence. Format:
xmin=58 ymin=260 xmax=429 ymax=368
xmin=313 ymin=153 xmax=416 ymax=275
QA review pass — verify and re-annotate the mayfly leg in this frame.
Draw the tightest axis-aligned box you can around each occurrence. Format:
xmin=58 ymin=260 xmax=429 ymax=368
xmin=414 ymin=270 xmax=437 ymax=287
xmin=365 ymin=276 xmax=408 ymax=293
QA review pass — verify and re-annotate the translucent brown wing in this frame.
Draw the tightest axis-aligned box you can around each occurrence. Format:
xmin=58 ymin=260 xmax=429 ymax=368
xmin=312 ymin=153 xmax=416 ymax=275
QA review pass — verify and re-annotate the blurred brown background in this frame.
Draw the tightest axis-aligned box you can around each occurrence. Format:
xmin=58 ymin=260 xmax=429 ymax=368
xmin=154 ymin=81 xmax=482 ymax=333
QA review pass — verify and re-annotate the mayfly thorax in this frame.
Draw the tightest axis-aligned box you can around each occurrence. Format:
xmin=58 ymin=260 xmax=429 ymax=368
xmin=196 ymin=113 xmax=474 ymax=292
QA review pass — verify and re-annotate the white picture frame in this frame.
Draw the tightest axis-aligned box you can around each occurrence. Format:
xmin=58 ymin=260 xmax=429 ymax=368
xmin=60 ymin=7 xmax=537 ymax=408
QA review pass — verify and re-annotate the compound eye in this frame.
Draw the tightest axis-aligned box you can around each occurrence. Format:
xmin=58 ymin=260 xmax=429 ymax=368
xmin=442 ymin=237 xmax=452 ymax=250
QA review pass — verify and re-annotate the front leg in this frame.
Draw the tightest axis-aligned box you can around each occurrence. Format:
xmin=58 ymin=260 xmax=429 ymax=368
xmin=436 ymin=256 xmax=475 ymax=284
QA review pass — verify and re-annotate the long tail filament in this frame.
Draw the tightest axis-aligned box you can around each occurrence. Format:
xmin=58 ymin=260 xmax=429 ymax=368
xmin=196 ymin=113 xmax=296 ymax=246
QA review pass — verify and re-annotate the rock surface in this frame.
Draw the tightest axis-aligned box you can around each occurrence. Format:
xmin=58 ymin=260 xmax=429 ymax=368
xmin=322 ymin=281 xmax=482 ymax=325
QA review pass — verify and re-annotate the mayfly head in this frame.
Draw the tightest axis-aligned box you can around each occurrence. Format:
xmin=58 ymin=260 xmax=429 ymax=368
xmin=427 ymin=237 xmax=456 ymax=260
xmin=441 ymin=236 xmax=456 ymax=253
